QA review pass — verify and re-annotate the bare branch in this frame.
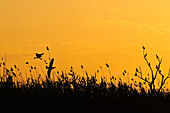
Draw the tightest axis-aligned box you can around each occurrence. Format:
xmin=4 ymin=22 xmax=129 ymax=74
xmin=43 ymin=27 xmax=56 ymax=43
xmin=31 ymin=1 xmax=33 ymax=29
xmin=137 ymin=75 xmax=151 ymax=84
xmin=135 ymin=68 xmax=151 ymax=84
xmin=154 ymin=58 xmax=162 ymax=80
xmin=135 ymin=46 xmax=169 ymax=94
xmin=143 ymin=49 xmax=154 ymax=80
xmin=158 ymin=69 xmax=170 ymax=92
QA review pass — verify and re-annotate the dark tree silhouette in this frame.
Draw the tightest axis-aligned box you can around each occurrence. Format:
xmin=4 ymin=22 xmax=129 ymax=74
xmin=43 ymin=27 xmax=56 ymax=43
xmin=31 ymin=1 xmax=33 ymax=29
xmin=135 ymin=46 xmax=170 ymax=94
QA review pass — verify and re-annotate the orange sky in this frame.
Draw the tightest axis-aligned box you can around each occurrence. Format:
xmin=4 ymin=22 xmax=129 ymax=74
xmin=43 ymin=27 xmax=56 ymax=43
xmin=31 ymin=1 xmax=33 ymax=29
xmin=1 ymin=0 xmax=170 ymax=83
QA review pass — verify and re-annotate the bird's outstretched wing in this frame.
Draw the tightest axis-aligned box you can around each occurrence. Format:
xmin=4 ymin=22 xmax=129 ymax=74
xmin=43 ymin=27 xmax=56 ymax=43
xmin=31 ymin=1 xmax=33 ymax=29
xmin=36 ymin=53 xmax=44 ymax=56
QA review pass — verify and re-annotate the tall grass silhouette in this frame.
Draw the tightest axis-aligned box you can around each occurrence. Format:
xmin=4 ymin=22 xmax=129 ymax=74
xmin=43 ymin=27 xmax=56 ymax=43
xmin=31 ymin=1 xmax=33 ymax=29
xmin=0 ymin=46 xmax=170 ymax=113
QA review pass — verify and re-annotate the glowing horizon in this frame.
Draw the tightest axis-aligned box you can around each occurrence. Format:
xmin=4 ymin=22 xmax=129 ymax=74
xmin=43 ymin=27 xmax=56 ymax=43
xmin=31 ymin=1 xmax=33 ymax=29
xmin=1 ymin=0 xmax=170 ymax=82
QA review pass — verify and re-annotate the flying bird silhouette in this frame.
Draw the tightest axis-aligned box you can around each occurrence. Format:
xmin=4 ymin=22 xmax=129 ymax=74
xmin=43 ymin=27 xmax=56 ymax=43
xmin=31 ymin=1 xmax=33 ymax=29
xmin=46 ymin=58 xmax=56 ymax=78
xmin=34 ymin=53 xmax=44 ymax=60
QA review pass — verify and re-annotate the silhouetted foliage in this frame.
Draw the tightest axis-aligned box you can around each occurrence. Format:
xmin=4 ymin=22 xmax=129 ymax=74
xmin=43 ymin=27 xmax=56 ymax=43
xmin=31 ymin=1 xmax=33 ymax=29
xmin=0 ymin=46 xmax=170 ymax=113
xmin=134 ymin=46 xmax=170 ymax=94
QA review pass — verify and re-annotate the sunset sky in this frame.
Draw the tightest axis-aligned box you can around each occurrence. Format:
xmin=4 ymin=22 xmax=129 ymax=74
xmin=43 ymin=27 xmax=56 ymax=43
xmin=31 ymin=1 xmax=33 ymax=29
xmin=1 ymin=0 xmax=170 ymax=80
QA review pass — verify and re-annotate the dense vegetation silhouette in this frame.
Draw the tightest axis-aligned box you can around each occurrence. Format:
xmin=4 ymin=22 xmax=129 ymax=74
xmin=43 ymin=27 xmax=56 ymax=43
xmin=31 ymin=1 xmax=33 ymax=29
xmin=0 ymin=46 xmax=170 ymax=113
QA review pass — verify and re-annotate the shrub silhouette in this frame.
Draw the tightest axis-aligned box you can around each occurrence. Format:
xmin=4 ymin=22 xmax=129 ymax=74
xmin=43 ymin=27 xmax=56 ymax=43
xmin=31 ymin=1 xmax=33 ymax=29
xmin=134 ymin=46 xmax=170 ymax=94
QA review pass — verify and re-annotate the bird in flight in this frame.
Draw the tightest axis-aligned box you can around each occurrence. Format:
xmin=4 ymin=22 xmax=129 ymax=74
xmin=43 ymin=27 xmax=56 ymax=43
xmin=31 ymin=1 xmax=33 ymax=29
xmin=34 ymin=53 xmax=44 ymax=60
xmin=46 ymin=58 xmax=56 ymax=78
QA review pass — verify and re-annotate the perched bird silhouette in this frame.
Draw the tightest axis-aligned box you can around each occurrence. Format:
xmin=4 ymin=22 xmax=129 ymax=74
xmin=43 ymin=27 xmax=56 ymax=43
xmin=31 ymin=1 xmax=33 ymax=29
xmin=105 ymin=63 xmax=109 ymax=67
xmin=34 ymin=53 xmax=44 ymax=60
xmin=142 ymin=46 xmax=145 ymax=50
